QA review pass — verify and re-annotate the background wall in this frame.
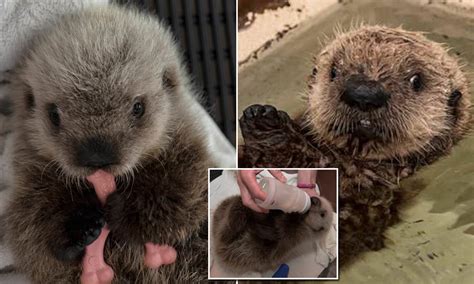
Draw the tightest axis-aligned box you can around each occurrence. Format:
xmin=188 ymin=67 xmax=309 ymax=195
xmin=317 ymin=170 xmax=337 ymax=212
xmin=117 ymin=0 xmax=236 ymax=145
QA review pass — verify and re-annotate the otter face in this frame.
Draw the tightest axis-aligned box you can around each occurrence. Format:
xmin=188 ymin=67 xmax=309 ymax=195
xmin=307 ymin=26 xmax=470 ymax=159
xmin=15 ymin=8 xmax=184 ymax=178
xmin=21 ymin=66 xmax=176 ymax=178
xmin=304 ymin=196 xmax=333 ymax=236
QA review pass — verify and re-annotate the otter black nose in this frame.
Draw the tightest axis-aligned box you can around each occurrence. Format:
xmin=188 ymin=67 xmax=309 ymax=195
xmin=76 ymin=136 xmax=118 ymax=168
xmin=341 ymin=75 xmax=390 ymax=112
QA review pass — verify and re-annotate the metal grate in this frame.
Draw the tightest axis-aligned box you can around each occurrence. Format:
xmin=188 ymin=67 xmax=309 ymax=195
xmin=117 ymin=0 xmax=236 ymax=145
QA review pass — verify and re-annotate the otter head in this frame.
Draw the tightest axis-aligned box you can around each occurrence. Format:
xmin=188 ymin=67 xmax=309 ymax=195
xmin=307 ymin=26 xmax=471 ymax=160
xmin=303 ymin=196 xmax=333 ymax=237
xmin=14 ymin=7 xmax=186 ymax=178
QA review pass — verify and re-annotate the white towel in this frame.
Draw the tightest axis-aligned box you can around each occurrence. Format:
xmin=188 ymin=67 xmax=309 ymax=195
xmin=0 ymin=1 xmax=235 ymax=282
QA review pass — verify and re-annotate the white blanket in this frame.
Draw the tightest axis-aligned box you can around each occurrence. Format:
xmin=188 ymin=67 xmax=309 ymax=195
xmin=0 ymin=1 xmax=236 ymax=282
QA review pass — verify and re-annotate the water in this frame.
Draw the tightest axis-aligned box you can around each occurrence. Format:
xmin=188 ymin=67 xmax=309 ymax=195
xmin=238 ymin=0 xmax=474 ymax=282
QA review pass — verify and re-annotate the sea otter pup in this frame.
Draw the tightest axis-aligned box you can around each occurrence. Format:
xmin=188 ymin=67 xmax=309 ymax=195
xmin=213 ymin=195 xmax=333 ymax=274
xmin=239 ymin=26 xmax=471 ymax=265
xmin=5 ymin=6 xmax=210 ymax=283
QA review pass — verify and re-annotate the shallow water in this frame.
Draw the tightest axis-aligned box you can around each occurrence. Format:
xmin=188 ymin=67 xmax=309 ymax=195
xmin=238 ymin=0 xmax=474 ymax=282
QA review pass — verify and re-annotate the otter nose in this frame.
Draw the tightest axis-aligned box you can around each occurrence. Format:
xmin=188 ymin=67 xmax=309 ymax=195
xmin=341 ymin=75 xmax=390 ymax=112
xmin=76 ymin=136 xmax=118 ymax=168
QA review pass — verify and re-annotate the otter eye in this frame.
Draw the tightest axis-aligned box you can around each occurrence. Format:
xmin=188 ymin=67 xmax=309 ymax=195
xmin=448 ymin=90 xmax=462 ymax=107
xmin=25 ymin=88 xmax=35 ymax=111
xmin=330 ymin=66 xmax=337 ymax=81
xmin=320 ymin=212 xmax=326 ymax=218
xmin=312 ymin=67 xmax=318 ymax=76
xmin=132 ymin=101 xmax=145 ymax=118
xmin=47 ymin=104 xmax=60 ymax=127
xmin=409 ymin=74 xmax=422 ymax=92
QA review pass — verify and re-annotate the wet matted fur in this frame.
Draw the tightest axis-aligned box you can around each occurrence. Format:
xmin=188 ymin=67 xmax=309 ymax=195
xmin=5 ymin=5 xmax=211 ymax=283
xmin=239 ymin=25 xmax=472 ymax=265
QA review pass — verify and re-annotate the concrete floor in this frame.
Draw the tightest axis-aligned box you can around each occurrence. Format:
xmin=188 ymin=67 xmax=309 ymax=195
xmin=238 ymin=0 xmax=474 ymax=282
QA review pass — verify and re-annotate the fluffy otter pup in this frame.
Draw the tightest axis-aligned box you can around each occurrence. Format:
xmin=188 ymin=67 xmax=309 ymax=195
xmin=239 ymin=26 xmax=471 ymax=265
xmin=213 ymin=195 xmax=333 ymax=274
xmin=5 ymin=6 xmax=210 ymax=283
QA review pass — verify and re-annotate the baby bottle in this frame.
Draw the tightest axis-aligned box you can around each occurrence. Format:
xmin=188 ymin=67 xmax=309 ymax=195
xmin=255 ymin=177 xmax=311 ymax=213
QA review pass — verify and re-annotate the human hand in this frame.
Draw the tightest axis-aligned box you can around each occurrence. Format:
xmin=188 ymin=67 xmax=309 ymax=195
xmin=236 ymin=170 xmax=287 ymax=213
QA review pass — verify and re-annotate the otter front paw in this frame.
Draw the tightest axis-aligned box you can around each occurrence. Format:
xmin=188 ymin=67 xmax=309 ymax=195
xmin=239 ymin=104 xmax=322 ymax=167
xmin=240 ymin=104 xmax=291 ymax=137
xmin=58 ymin=206 xmax=105 ymax=261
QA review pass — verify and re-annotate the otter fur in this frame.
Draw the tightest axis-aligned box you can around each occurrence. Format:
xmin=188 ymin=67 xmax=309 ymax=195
xmin=212 ymin=195 xmax=333 ymax=274
xmin=239 ymin=26 xmax=471 ymax=265
xmin=5 ymin=6 xmax=211 ymax=283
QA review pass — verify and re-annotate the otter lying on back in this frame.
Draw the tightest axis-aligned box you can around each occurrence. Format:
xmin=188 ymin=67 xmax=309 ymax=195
xmin=239 ymin=26 xmax=471 ymax=265
xmin=213 ymin=195 xmax=333 ymax=274
xmin=5 ymin=6 xmax=211 ymax=283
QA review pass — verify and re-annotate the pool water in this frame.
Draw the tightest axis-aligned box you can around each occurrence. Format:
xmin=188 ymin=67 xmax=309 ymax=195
xmin=238 ymin=0 xmax=474 ymax=282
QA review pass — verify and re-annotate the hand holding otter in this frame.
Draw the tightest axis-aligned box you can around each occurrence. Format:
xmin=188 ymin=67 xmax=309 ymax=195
xmin=82 ymin=170 xmax=176 ymax=284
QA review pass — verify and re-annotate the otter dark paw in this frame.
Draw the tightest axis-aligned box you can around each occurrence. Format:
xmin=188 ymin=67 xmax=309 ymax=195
xmin=104 ymin=190 xmax=143 ymax=245
xmin=57 ymin=206 xmax=105 ymax=261
xmin=239 ymin=104 xmax=325 ymax=167
xmin=240 ymin=104 xmax=291 ymax=135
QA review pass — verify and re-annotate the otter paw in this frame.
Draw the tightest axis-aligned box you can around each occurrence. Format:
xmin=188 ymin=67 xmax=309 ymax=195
xmin=60 ymin=206 xmax=105 ymax=261
xmin=240 ymin=104 xmax=291 ymax=134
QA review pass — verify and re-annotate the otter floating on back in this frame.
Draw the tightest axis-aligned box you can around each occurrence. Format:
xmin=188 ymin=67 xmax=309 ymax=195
xmin=239 ymin=25 xmax=471 ymax=265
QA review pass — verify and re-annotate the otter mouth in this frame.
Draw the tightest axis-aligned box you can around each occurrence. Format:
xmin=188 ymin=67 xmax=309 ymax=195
xmin=62 ymin=163 xmax=128 ymax=180
xmin=353 ymin=118 xmax=379 ymax=140
xmin=359 ymin=119 xmax=371 ymax=128
xmin=311 ymin=226 xmax=325 ymax=233
xmin=76 ymin=164 xmax=119 ymax=178
xmin=329 ymin=117 xmax=381 ymax=141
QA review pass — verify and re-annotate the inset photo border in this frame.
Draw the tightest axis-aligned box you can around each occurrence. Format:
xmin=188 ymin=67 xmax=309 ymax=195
xmin=208 ymin=168 xmax=339 ymax=281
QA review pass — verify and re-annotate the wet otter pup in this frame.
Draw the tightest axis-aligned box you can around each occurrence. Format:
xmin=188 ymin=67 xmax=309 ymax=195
xmin=213 ymin=195 xmax=333 ymax=273
xmin=5 ymin=6 xmax=210 ymax=283
xmin=239 ymin=26 xmax=471 ymax=265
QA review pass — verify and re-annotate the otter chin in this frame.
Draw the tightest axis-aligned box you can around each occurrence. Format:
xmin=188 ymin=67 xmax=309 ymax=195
xmin=239 ymin=25 xmax=471 ymax=265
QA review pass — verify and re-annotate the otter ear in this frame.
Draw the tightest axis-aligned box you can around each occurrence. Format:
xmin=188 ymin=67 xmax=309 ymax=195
xmin=24 ymin=85 xmax=35 ymax=111
xmin=448 ymin=89 xmax=462 ymax=121
xmin=162 ymin=68 xmax=178 ymax=92
xmin=448 ymin=90 xmax=462 ymax=108
xmin=0 ymin=79 xmax=13 ymax=117
xmin=310 ymin=197 xmax=321 ymax=207
xmin=307 ymin=65 xmax=318 ymax=89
